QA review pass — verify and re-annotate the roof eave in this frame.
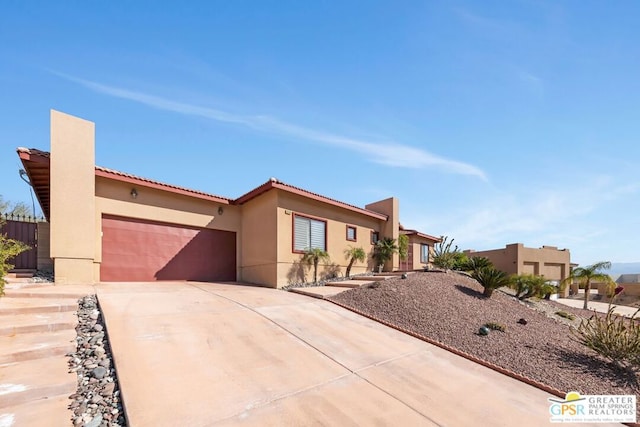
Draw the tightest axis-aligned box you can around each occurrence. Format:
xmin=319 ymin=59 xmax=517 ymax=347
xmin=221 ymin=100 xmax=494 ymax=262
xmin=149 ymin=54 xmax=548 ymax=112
xmin=94 ymin=169 xmax=231 ymax=204
xmin=234 ymin=181 xmax=388 ymax=221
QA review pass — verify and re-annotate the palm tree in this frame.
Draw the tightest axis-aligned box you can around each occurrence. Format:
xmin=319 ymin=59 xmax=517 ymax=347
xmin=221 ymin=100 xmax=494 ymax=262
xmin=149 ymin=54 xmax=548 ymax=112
xmin=471 ymin=266 xmax=509 ymax=298
xmin=302 ymin=248 xmax=331 ymax=284
xmin=344 ymin=246 xmax=366 ymax=278
xmin=562 ymin=261 xmax=612 ymax=310
xmin=372 ymin=238 xmax=398 ymax=272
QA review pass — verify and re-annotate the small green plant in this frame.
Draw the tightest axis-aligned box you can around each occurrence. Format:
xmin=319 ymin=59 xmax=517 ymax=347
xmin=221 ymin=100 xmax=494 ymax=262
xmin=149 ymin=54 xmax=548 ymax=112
xmin=484 ymin=322 xmax=506 ymax=332
xmin=301 ymin=248 xmax=331 ymax=284
xmin=398 ymin=234 xmax=409 ymax=262
xmin=555 ymin=311 xmax=576 ymax=321
xmin=0 ymin=218 xmax=31 ymax=296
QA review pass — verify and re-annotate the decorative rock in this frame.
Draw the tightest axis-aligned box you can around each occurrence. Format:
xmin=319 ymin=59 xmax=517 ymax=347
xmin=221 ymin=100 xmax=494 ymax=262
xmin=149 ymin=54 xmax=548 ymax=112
xmin=92 ymin=366 xmax=107 ymax=379
xmin=401 ymin=273 xmax=408 ymax=279
xmin=517 ymin=318 xmax=528 ymax=325
xmin=479 ymin=326 xmax=490 ymax=336
xmin=84 ymin=414 xmax=103 ymax=427
xmin=69 ymin=295 xmax=125 ymax=426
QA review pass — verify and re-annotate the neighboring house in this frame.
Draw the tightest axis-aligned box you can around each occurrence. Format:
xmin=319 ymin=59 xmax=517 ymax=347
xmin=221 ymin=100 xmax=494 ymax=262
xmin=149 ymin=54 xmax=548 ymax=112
xmin=612 ymin=274 xmax=640 ymax=297
xmin=17 ymin=110 xmax=439 ymax=288
xmin=399 ymin=227 xmax=440 ymax=271
xmin=464 ymin=243 xmax=572 ymax=285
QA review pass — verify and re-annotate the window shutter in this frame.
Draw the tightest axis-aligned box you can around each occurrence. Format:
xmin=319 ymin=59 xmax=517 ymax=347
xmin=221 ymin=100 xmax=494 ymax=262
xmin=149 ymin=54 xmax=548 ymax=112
xmin=294 ymin=216 xmax=310 ymax=251
xmin=310 ymin=219 xmax=326 ymax=251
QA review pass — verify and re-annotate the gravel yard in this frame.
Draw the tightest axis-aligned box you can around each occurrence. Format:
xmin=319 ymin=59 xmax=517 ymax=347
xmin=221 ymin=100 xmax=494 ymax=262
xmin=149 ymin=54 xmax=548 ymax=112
xmin=329 ymin=271 xmax=639 ymax=412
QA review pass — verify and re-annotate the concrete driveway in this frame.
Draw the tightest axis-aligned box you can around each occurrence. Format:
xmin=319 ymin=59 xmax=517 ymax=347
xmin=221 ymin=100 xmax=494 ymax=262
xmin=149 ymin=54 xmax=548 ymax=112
xmin=96 ymin=282 xmax=617 ymax=426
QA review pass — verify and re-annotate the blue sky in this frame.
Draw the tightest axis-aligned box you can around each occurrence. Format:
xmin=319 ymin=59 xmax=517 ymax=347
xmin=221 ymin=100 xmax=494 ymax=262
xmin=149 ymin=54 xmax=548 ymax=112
xmin=1 ymin=1 xmax=639 ymax=265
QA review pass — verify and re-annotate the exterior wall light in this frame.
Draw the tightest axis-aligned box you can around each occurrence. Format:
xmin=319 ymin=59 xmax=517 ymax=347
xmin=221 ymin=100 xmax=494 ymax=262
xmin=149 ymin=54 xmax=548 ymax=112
xmin=218 ymin=207 xmax=224 ymax=215
xmin=130 ymin=188 xmax=138 ymax=199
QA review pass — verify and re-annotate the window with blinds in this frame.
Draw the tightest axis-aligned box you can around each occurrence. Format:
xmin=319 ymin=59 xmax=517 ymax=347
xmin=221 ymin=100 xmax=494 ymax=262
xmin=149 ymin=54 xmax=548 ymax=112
xmin=421 ymin=244 xmax=430 ymax=263
xmin=293 ymin=215 xmax=326 ymax=252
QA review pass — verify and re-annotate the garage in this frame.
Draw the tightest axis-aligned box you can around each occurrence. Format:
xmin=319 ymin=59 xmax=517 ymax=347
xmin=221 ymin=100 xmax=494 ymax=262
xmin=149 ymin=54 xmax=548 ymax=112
xmin=100 ymin=215 xmax=236 ymax=282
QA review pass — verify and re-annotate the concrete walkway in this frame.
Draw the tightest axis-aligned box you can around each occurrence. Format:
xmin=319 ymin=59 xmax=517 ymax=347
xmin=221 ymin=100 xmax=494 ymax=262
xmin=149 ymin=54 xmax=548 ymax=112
xmin=556 ymin=298 xmax=640 ymax=318
xmin=96 ymin=282 xmax=622 ymax=426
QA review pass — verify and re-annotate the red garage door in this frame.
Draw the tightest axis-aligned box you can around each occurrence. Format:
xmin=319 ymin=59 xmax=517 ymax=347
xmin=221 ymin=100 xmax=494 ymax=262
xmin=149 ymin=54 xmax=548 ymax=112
xmin=101 ymin=215 xmax=236 ymax=282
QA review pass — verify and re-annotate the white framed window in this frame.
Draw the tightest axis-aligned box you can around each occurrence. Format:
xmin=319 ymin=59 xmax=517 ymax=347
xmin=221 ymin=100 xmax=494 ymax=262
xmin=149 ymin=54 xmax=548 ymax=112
xmin=346 ymin=225 xmax=356 ymax=241
xmin=293 ymin=214 xmax=326 ymax=252
xmin=421 ymin=244 xmax=430 ymax=263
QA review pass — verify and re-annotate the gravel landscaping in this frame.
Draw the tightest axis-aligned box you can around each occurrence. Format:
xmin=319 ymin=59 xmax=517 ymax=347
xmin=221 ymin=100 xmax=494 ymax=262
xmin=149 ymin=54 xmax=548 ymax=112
xmin=329 ymin=271 xmax=639 ymax=416
xmin=68 ymin=295 xmax=126 ymax=427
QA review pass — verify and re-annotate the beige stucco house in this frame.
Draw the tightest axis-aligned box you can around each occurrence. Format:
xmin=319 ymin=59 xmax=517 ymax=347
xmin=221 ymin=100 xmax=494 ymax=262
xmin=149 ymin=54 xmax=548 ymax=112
xmin=464 ymin=243 xmax=572 ymax=284
xmin=597 ymin=274 xmax=640 ymax=297
xmin=18 ymin=110 xmax=439 ymax=288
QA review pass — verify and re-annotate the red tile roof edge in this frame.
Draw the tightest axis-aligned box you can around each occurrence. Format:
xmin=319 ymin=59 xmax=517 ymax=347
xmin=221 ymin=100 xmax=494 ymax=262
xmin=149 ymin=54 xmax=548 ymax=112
xmin=17 ymin=148 xmax=390 ymax=219
xmin=235 ymin=178 xmax=389 ymax=220
xmin=94 ymin=167 xmax=232 ymax=204
xmin=18 ymin=148 xmax=232 ymax=204
xmin=401 ymin=229 xmax=441 ymax=242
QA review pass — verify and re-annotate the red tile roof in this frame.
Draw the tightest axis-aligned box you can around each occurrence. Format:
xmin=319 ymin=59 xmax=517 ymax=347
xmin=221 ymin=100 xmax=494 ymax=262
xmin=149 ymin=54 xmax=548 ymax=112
xmin=17 ymin=148 xmax=232 ymax=204
xmin=400 ymin=229 xmax=441 ymax=242
xmin=235 ymin=178 xmax=388 ymax=220
xmin=17 ymin=148 xmax=389 ymax=220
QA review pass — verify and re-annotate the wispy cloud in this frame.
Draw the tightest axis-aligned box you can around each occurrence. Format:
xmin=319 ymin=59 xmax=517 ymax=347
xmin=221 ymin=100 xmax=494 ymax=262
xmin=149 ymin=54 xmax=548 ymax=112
xmin=404 ymin=175 xmax=617 ymax=255
xmin=51 ymin=71 xmax=488 ymax=181
xmin=453 ymin=7 xmax=520 ymax=35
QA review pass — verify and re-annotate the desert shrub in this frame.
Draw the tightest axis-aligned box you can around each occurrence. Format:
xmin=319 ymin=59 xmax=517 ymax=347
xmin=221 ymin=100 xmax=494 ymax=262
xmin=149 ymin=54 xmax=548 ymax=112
xmin=432 ymin=236 xmax=468 ymax=271
xmin=509 ymin=274 xmax=556 ymax=300
xmin=571 ymin=305 xmax=640 ymax=370
xmin=555 ymin=311 xmax=576 ymax=321
xmin=484 ymin=322 xmax=506 ymax=332
xmin=0 ymin=219 xmax=31 ymax=296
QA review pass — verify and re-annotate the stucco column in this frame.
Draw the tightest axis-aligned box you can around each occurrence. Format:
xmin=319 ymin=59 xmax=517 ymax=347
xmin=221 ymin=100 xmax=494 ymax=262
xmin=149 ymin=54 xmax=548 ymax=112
xmin=365 ymin=197 xmax=399 ymax=271
xmin=50 ymin=110 xmax=96 ymax=284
